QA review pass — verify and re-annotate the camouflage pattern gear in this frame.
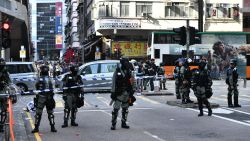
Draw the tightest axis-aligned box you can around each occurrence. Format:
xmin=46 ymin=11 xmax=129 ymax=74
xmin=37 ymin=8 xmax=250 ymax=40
xmin=110 ymin=65 xmax=135 ymax=130
xmin=226 ymin=66 xmax=240 ymax=107
xmin=179 ymin=65 xmax=192 ymax=103
xmin=174 ymin=66 xmax=181 ymax=99
xmin=191 ymin=67 xmax=212 ymax=117
xmin=0 ymin=61 xmax=11 ymax=132
xmin=62 ymin=72 xmax=83 ymax=128
xmin=32 ymin=76 xmax=57 ymax=133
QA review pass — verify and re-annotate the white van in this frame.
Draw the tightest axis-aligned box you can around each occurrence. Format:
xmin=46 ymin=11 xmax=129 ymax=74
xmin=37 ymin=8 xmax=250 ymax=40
xmin=5 ymin=62 xmax=38 ymax=93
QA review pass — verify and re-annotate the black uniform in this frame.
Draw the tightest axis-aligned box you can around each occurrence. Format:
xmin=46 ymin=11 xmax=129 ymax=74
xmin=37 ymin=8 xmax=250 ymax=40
xmin=32 ymin=65 xmax=57 ymax=133
xmin=192 ymin=60 xmax=212 ymax=116
xmin=0 ymin=58 xmax=11 ymax=132
xmin=61 ymin=65 xmax=84 ymax=128
xmin=226 ymin=59 xmax=241 ymax=108
xmin=174 ymin=61 xmax=181 ymax=99
xmin=110 ymin=58 xmax=136 ymax=130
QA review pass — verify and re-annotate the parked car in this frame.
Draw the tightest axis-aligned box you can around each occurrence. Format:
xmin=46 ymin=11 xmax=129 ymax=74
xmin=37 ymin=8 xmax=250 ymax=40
xmin=56 ymin=60 xmax=120 ymax=93
xmin=5 ymin=62 xmax=38 ymax=93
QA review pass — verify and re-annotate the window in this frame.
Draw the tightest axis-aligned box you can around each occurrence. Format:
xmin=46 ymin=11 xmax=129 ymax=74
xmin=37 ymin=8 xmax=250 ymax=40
xmin=136 ymin=2 xmax=152 ymax=17
xmin=100 ymin=63 xmax=117 ymax=73
xmin=154 ymin=34 xmax=179 ymax=44
xmin=99 ymin=4 xmax=112 ymax=17
xmin=154 ymin=49 xmax=160 ymax=59
xmin=120 ymin=2 xmax=129 ymax=17
xmin=165 ymin=3 xmax=196 ymax=18
xmin=82 ymin=64 xmax=98 ymax=75
xmin=206 ymin=3 xmax=235 ymax=19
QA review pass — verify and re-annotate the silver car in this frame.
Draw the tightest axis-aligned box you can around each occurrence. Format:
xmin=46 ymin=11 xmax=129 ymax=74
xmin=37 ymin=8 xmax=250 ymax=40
xmin=5 ymin=62 xmax=38 ymax=93
xmin=57 ymin=60 xmax=120 ymax=93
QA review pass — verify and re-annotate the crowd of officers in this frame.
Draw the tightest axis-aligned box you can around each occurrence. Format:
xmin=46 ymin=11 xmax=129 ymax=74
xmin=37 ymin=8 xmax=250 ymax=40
xmin=0 ymin=56 xmax=242 ymax=133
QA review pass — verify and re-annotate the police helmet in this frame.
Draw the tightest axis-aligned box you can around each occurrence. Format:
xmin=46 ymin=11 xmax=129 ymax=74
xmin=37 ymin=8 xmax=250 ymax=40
xmin=0 ymin=58 xmax=6 ymax=71
xmin=120 ymin=57 xmax=130 ymax=69
xmin=70 ymin=65 xmax=78 ymax=75
xmin=40 ymin=65 xmax=49 ymax=76
xmin=230 ymin=59 xmax=237 ymax=65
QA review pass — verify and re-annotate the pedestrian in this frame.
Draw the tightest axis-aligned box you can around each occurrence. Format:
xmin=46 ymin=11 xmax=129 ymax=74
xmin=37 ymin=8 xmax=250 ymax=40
xmin=32 ymin=64 xmax=57 ymax=133
xmin=0 ymin=58 xmax=12 ymax=132
xmin=110 ymin=58 xmax=136 ymax=130
xmin=192 ymin=59 xmax=212 ymax=116
xmin=226 ymin=59 xmax=241 ymax=108
xmin=173 ymin=60 xmax=181 ymax=99
xmin=143 ymin=61 xmax=150 ymax=90
xmin=135 ymin=61 xmax=144 ymax=92
xmin=61 ymin=65 xmax=84 ymax=128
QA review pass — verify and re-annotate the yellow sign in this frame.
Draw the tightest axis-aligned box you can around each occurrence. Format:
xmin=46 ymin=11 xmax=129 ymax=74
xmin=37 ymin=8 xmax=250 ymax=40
xmin=56 ymin=35 xmax=62 ymax=44
xmin=20 ymin=50 xmax=26 ymax=58
xmin=95 ymin=52 xmax=101 ymax=60
xmin=112 ymin=42 xmax=147 ymax=57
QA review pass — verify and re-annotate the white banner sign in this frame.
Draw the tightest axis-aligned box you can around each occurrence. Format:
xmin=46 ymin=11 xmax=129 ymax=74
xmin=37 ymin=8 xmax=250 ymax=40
xmin=99 ymin=19 xmax=141 ymax=29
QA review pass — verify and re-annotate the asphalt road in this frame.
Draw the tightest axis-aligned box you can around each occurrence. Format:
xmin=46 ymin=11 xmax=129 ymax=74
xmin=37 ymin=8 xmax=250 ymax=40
xmin=6 ymin=80 xmax=250 ymax=141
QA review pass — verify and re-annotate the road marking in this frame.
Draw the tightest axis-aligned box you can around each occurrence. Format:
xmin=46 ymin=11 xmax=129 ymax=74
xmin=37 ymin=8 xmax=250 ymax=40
xmin=137 ymin=96 xmax=160 ymax=105
xmin=222 ymin=107 xmax=250 ymax=115
xmin=53 ymin=107 xmax=153 ymax=114
xmin=144 ymin=131 xmax=166 ymax=141
xmin=55 ymin=101 xmax=63 ymax=108
xmin=241 ymin=95 xmax=250 ymax=98
xmin=205 ymin=108 xmax=234 ymax=114
xmin=97 ymin=96 xmax=110 ymax=106
xmin=187 ymin=108 xmax=250 ymax=127
xmin=25 ymin=111 xmax=42 ymax=141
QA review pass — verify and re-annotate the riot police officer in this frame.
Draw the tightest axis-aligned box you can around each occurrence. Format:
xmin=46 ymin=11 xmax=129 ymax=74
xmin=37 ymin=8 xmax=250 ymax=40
xmin=32 ymin=65 xmax=57 ymax=133
xmin=179 ymin=58 xmax=193 ymax=104
xmin=0 ymin=58 xmax=11 ymax=132
xmin=174 ymin=60 xmax=181 ymax=99
xmin=61 ymin=65 xmax=83 ymax=128
xmin=192 ymin=59 xmax=212 ymax=116
xmin=110 ymin=58 xmax=136 ymax=130
xmin=157 ymin=63 xmax=166 ymax=90
xmin=226 ymin=59 xmax=241 ymax=108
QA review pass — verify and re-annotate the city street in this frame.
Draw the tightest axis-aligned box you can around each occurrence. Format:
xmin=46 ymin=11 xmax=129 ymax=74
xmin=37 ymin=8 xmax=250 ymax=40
xmin=9 ymin=80 xmax=250 ymax=141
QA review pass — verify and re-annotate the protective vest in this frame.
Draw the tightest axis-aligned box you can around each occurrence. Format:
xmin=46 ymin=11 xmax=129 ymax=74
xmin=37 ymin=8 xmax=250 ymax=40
xmin=36 ymin=77 xmax=51 ymax=90
xmin=64 ymin=74 xmax=81 ymax=87
xmin=226 ymin=67 xmax=238 ymax=85
xmin=192 ymin=69 xmax=211 ymax=87
xmin=115 ymin=68 xmax=131 ymax=92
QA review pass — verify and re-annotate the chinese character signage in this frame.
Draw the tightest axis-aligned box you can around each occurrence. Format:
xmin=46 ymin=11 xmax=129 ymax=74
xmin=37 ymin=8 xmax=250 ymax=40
xmin=99 ymin=19 xmax=141 ymax=29
xmin=55 ymin=2 xmax=62 ymax=49
xmin=112 ymin=42 xmax=147 ymax=57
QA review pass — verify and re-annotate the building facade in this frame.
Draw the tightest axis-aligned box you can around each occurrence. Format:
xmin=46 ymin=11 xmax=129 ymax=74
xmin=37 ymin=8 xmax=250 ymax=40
xmin=0 ymin=0 xmax=30 ymax=61
xmin=30 ymin=0 xmax=66 ymax=61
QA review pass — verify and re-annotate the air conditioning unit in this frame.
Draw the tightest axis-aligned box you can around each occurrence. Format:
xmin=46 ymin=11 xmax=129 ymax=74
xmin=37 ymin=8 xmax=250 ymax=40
xmin=189 ymin=2 xmax=195 ymax=7
xmin=166 ymin=2 xmax=173 ymax=7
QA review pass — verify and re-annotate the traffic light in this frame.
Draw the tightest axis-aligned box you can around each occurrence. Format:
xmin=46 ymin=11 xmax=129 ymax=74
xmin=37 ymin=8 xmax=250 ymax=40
xmin=1 ymin=22 xmax=11 ymax=49
xmin=189 ymin=26 xmax=200 ymax=45
xmin=173 ymin=26 xmax=186 ymax=46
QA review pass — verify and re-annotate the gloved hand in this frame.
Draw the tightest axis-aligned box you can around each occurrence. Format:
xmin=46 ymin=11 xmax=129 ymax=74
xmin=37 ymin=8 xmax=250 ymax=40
xmin=110 ymin=92 xmax=117 ymax=100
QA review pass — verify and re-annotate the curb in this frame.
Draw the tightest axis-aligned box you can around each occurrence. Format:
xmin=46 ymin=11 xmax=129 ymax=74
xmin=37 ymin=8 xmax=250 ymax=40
xmin=141 ymin=90 xmax=174 ymax=96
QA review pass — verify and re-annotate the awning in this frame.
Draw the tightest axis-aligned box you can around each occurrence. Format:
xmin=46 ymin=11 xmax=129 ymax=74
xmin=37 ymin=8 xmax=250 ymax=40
xmin=81 ymin=38 xmax=102 ymax=51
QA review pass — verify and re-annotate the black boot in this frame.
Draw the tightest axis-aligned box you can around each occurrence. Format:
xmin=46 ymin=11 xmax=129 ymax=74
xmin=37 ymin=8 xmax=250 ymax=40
xmin=111 ymin=109 xmax=118 ymax=130
xmin=0 ymin=124 xmax=4 ymax=132
xmin=48 ymin=114 xmax=57 ymax=132
xmin=198 ymin=98 xmax=203 ymax=117
xmin=32 ymin=115 xmax=41 ymax=133
xmin=234 ymin=96 xmax=241 ymax=108
xmin=198 ymin=109 xmax=203 ymax=117
xmin=62 ymin=109 xmax=69 ymax=128
xmin=228 ymin=95 xmax=234 ymax=107
xmin=71 ymin=109 xmax=78 ymax=126
xmin=121 ymin=108 xmax=130 ymax=129
xmin=208 ymin=108 xmax=212 ymax=116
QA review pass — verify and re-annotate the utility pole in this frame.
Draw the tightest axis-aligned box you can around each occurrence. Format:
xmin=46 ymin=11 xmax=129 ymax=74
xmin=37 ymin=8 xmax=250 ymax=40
xmin=186 ymin=20 xmax=190 ymax=58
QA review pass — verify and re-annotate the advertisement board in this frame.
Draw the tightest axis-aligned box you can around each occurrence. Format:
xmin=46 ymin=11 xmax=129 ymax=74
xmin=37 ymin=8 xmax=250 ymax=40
xmin=111 ymin=42 xmax=147 ymax=57
xmin=55 ymin=2 xmax=62 ymax=49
